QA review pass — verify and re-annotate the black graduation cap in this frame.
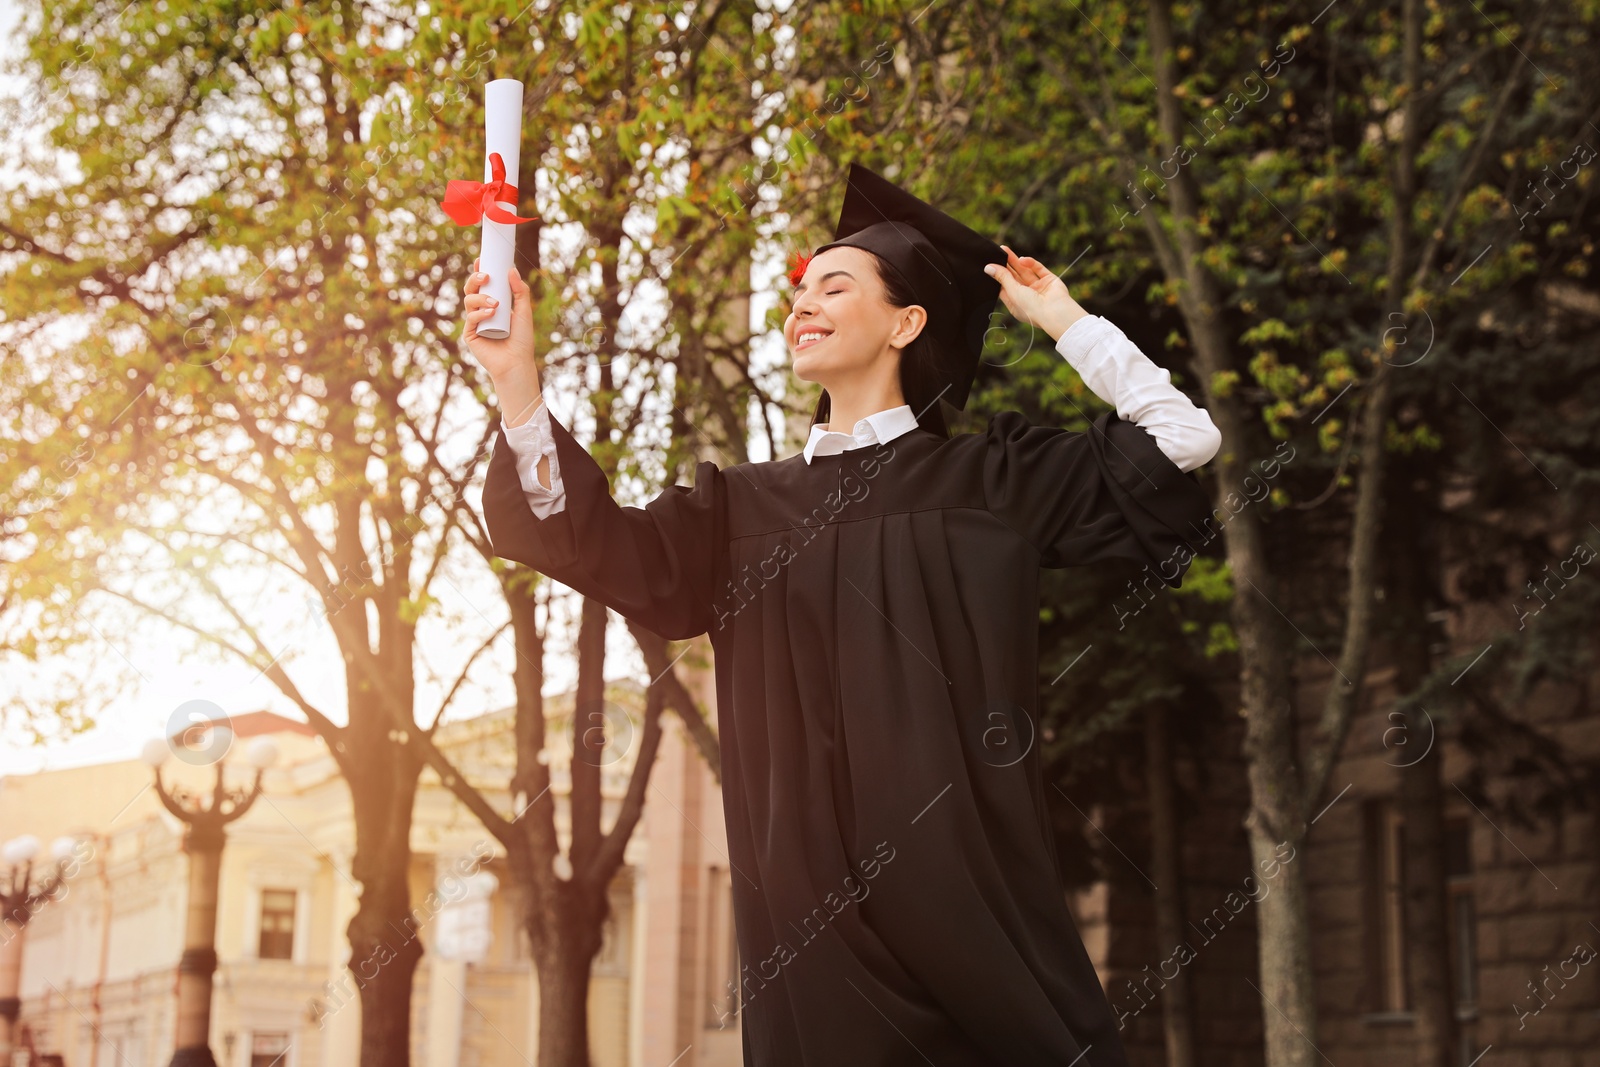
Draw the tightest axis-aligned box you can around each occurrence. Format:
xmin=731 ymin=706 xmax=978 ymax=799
xmin=805 ymin=162 xmax=1008 ymax=412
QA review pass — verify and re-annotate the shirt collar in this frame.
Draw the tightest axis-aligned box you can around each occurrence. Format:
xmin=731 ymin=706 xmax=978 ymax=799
xmin=802 ymin=404 xmax=921 ymax=464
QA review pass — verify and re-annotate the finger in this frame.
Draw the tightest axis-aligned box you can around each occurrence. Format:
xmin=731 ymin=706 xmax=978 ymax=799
xmin=1005 ymin=248 xmax=1042 ymax=286
xmin=465 ymin=292 xmax=500 ymax=311
xmin=466 ymin=307 xmax=499 ymax=326
xmin=1006 ymin=249 xmax=1042 ymax=284
xmin=984 ymin=262 xmax=1020 ymax=294
xmin=465 ymin=271 xmax=485 ymax=295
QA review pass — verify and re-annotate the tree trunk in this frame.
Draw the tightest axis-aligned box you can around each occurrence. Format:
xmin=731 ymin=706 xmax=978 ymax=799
xmin=569 ymin=595 xmax=609 ymax=875
xmin=1227 ymin=457 xmax=1316 ymax=1067
xmin=532 ymin=932 xmax=600 ymax=1067
xmin=1397 ymin=699 xmax=1456 ymax=1067
xmin=1227 ymin=491 xmax=1319 ymax=1067
xmin=343 ymin=701 xmax=426 ymax=1067
xmin=1390 ymin=475 xmax=1459 ymax=1067
xmin=1247 ymin=822 xmax=1316 ymax=1067
xmin=530 ymin=883 xmax=607 ymax=1067
xmin=1144 ymin=704 xmax=1197 ymax=1067
xmin=1141 ymin=5 xmax=1327 ymax=1058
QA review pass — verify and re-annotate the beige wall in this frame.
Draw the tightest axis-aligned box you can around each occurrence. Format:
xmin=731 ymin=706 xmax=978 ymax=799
xmin=632 ymin=637 xmax=743 ymax=1067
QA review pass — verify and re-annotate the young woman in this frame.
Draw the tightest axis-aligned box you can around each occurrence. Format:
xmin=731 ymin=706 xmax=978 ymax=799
xmin=464 ymin=164 xmax=1219 ymax=1067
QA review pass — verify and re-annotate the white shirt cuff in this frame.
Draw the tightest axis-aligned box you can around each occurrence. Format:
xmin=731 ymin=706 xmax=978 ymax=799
xmin=501 ymin=396 xmax=567 ymax=518
xmin=1055 ymin=315 xmax=1222 ymax=473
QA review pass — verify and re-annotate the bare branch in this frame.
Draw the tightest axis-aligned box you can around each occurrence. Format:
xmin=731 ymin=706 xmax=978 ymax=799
xmin=95 ymin=585 xmax=344 ymax=746
xmin=625 ymin=621 xmax=721 ymax=782
xmin=425 ymin=620 xmax=512 ymax=736
xmin=589 ymin=683 xmax=666 ymax=879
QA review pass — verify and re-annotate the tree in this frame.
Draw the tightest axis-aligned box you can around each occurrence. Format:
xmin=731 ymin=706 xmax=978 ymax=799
xmin=0 ymin=3 xmax=507 ymax=1062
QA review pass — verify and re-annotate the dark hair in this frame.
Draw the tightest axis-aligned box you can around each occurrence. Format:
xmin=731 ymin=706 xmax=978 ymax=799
xmin=808 ymin=249 xmax=951 ymax=439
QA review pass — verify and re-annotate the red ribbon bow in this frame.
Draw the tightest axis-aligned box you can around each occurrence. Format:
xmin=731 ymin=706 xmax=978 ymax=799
xmin=441 ymin=152 xmax=539 ymax=226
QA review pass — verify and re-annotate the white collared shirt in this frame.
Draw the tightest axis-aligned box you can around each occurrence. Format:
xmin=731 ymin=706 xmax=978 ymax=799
xmin=501 ymin=314 xmax=1222 ymax=518
xmin=801 ymin=403 xmax=922 ymax=464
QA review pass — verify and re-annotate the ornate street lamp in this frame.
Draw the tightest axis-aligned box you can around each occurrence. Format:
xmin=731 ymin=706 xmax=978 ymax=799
xmin=142 ymin=730 xmax=279 ymax=1067
xmin=0 ymin=834 xmax=77 ymax=1063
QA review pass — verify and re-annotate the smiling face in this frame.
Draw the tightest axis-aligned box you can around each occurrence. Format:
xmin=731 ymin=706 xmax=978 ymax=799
xmin=784 ymin=245 xmax=928 ymax=394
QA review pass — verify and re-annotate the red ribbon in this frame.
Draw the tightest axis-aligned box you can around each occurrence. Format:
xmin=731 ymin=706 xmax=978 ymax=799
xmin=441 ymin=152 xmax=539 ymax=226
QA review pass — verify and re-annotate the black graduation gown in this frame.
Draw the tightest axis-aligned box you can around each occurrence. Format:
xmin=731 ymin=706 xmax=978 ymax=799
xmin=483 ymin=405 xmax=1214 ymax=1067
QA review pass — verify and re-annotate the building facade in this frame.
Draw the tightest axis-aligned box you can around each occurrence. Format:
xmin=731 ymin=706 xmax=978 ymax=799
xmin=1094 ymin=605 xmax=1600 ymax=1067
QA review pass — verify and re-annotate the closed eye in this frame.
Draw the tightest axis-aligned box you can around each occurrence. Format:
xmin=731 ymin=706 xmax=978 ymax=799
xmin=784 ymin=289 xmax=846 ymax=312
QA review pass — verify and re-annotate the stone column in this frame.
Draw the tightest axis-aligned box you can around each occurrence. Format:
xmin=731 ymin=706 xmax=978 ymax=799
xmin=171 ymin=825 xmax=224 ymax=1067
xmin=425 ymin=956 xmax=468 ymax=1066
xmin=628 ymin=863 xmax=648 ymax=1067
xmin=0 ymin=918 xmax=24 ymax=1064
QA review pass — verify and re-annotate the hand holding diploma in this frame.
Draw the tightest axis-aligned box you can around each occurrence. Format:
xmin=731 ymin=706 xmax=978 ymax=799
xmin=464 ymin=256 xmax=542 ymax=429
xmin=442 ymin=78 xmax=536 ymax=340
xmin=444 ymin=77 xmax=543 ymax=428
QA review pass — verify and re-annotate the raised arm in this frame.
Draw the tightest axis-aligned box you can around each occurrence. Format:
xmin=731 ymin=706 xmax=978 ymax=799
xmin=462 ymin=258 xmax=561 ymax=504
xmin=481 ymin=408 xmax=724 ymax=640
xmin=981 ymin=246 xmax=1216 ymax=585
xmin=1053 ymin=314 xmax=1221 ymax=473
xmin=985 ymin=243 xmax=1221 ymax=474
xmin=463 ymin=260 xmax=725 ymax=640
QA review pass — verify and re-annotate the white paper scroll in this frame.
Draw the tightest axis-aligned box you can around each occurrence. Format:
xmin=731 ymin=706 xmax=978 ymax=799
xmin=477 ymin=79 xmax=524 ymax=340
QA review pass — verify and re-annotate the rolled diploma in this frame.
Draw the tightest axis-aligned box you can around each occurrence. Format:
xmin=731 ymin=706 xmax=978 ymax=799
xmin=477 ymin=79 xmax=524 ymax=340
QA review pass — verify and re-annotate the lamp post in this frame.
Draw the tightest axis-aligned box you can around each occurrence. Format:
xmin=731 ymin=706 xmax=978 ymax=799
xmin=0 ymin=834 xmax=77 ymax=1063
xmin=142 ymin=730 xmax=279 ymax=1067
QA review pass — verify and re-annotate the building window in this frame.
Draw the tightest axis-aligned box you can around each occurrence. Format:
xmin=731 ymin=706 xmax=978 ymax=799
xmin=1364 ymin=799 xmax=1409 ymax=1013
xmin=1363 ymin=801 xmax=1479 ymax=1036
xmin=258 ymin=889 xmax=297 ymax=961
xmin=1444 ymin=817 xmax=1482 ymax=1067
xmin=250 ymin=1031 xmax=290 ymax=1067
xmin=1444 ymin=818 xmax=1476 ymax=1009
xmin=91 ymin=1029 xmax=144 ymax=1067
xmin=596 ymin=903 xmax=626 ymax=975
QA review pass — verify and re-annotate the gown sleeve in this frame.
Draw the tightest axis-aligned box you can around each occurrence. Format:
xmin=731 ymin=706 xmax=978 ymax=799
xmin=482 ymin=405 xmax=725 ymax=640
xmin=982 ymin=408 xmax=1214 ymax=587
